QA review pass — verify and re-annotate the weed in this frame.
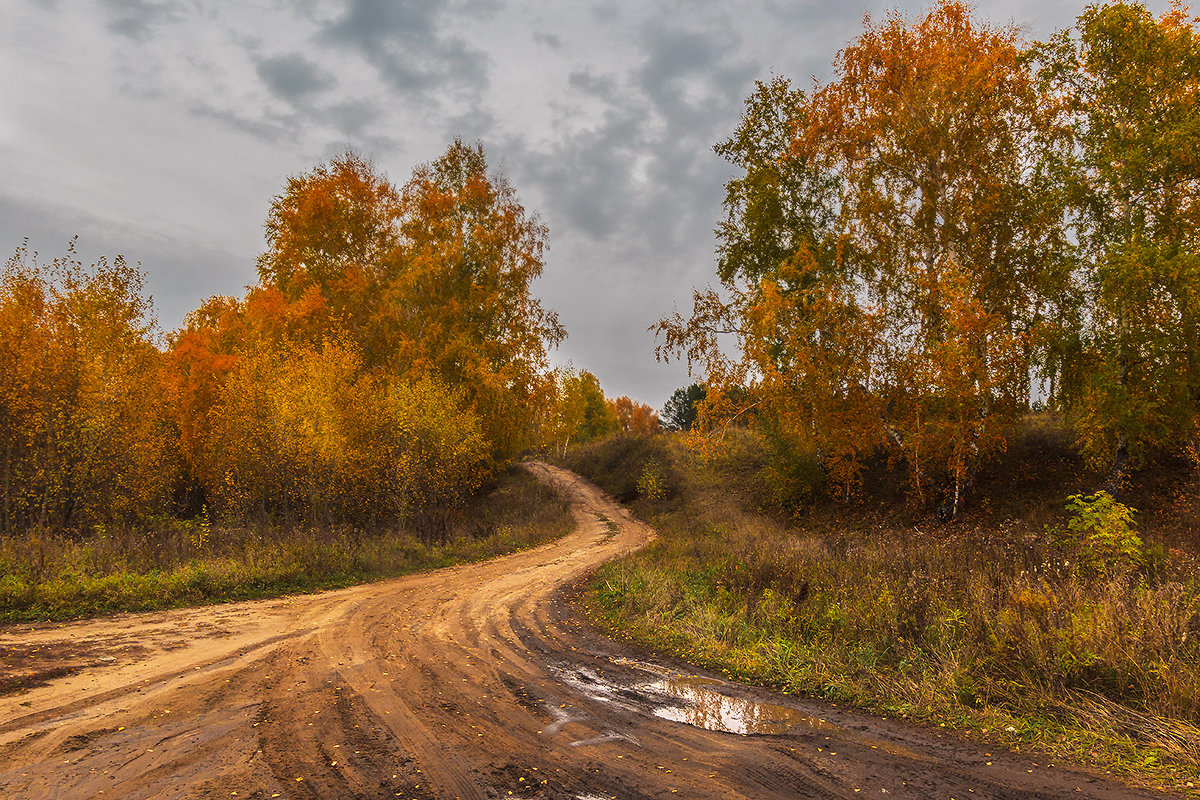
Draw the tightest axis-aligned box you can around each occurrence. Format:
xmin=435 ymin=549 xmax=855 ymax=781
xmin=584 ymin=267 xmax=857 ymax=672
xmin=637 ymin=459 xmax=668 ymax=502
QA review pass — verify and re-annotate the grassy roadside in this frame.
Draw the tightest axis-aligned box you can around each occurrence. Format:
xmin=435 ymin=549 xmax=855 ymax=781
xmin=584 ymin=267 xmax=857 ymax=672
xmin=0 ymin=464 xmax=573 ymax=624
xmin=561 ymin=430 xmax=1200 ymax=795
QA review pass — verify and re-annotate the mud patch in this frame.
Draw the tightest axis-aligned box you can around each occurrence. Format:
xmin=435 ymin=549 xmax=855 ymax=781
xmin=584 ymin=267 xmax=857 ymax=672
xmin=554 ymin=657 xmax=843 ymax=737
xmin=0 ymin=639 xmax=148 ymax=695
xmin=60 ymin=727 xmax=118 ymax=752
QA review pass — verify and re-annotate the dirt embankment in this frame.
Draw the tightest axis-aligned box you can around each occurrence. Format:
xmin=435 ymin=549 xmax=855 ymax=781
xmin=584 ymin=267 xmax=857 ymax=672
xmin=0 ymin=463 xmax=1177 ymax=799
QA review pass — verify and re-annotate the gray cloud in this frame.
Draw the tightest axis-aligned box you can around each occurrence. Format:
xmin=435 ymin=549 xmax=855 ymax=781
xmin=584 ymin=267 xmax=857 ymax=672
xmin=589 ymin=2 xmax=620 ymax=25
xmin=8 ymin=0 xmax=1116 ymax=408
xmin=533 ymin=31 xmax=563 ymax=49
xmin=443 ymin=105 xmax=497 ymax=145
xmin=189 ymin=103 xmax=294 ymax=144
xmin=323 ymin=99 xmax=382 ymax=138
xmin=521 ymin=14 xmax=753 ymax=255
xmin=319 ymin=0 xmax=489 ymax=97
xmin=255 ymin=52 xmax=336 ymax=104
xmin=635 ymin=18 xmax=755 ymax=126
xmin=100 ymin=0 xmax=181 ymax=42
xmin=567 ymin=70 xmax=617 ymax=100
xmin=0 ymin=193 xmax=249 ymax=335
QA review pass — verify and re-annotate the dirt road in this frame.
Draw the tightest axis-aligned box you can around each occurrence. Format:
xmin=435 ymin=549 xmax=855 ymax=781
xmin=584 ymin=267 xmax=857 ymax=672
xmin=0 ymin=464 xmax=1176 ymax=799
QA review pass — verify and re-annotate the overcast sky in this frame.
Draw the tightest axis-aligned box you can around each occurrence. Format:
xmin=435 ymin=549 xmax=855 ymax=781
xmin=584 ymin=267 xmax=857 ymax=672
xmin=0 ymin=0 xmax=1169 ymax=408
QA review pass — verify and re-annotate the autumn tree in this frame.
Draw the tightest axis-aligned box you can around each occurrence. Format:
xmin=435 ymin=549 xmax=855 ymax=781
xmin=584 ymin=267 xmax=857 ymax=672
xmin=1035 ymin=1 xmax=1200 ymax=487
xmin=199 ymin=337 xmax=487 ymax=534
xmin=533 ymin=367 xmax=620 ymax=455
xmin=254 ymin=142 xmax=564 ymax=460
xmin=387 ymin=140 xmax=565 ymax=456
xmin=0 ymin=240 xmax=176 ymax=532
xmin=609 ymin=395 xmax=660 ymax=433
xmin=256 ymin=152 xmax=400 ymax=339
xmin=172 ymin=140 xmax=562 ymax=529
xmin=659 ymin=2 xmax=1070 ymax=514
xmin=168 ymin=285 xmax=334 ymax=497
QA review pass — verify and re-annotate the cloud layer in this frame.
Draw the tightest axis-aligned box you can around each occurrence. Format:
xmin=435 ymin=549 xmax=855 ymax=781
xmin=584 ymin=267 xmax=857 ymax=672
xmin=2 ymin=0 xmax=1125 ymax=406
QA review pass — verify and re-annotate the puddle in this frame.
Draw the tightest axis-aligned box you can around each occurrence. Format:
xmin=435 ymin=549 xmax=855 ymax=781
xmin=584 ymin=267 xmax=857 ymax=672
xmin=554 ymin=658 xmax=844 ymax=737
xmin=646 ymin=672 xmax=840 ymax=735
xmin=552 ymin=658 xmax=937 ymax=763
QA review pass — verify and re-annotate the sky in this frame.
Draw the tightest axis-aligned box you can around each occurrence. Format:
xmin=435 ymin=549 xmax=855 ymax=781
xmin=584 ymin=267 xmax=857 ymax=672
xmin=0 ymin=0 xmax=1169 ymax=409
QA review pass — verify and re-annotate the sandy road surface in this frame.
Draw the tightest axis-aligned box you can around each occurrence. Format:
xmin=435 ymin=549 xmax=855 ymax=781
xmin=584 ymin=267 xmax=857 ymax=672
xmin=0 ymin=463 xmax=1177 ymax=799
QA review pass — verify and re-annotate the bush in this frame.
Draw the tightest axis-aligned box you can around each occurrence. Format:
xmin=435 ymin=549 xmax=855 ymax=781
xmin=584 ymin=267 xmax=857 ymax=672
xmin=1064 ymin=491 xmax=1144 ymax=574
xmin=636 ymin=459 xmax=668 ymax=501
xmin=560 ymin=433 xmax=675 ymax=504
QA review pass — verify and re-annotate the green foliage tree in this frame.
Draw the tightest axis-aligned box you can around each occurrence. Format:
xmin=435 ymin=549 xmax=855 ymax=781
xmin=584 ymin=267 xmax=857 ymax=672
xmin=1035 ymin=1 xmax=1200 ymax=488
xmin=1064 ymin=490 xmax=1144 ymax=573
xmin=660 ymin=383 xmax=707 ymax=432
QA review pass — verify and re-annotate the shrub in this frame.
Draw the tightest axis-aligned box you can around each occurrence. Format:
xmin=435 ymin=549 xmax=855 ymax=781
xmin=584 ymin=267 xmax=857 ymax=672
xmin=1065 ymin=491 xmax=1144 ymax=574
xmin=637 ymin=459 xmax=667 ymax=501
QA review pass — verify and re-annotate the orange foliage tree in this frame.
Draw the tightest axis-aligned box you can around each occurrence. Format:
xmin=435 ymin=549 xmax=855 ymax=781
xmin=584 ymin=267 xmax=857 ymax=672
xmin=658 ymin=2 xmax=1070 ymax=514
xmin=0 ymin=240 xmax=176 ymax=532
xmin=608 ymin=395 xmax=660 ymax=434
xmin=2 ymin=140 xmax=560 ymax=535
xmin=171 ymin=140 xmax=562 ymax=529
xmin=252 ymin=142 xmax=564 ymax=460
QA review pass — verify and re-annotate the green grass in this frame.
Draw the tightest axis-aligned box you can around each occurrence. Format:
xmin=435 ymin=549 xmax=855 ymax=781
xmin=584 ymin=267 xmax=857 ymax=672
xmin=0 ymin=464 xmax=573 ymax=623
xmin=563 ymin=429 xmax=1200 ymax=795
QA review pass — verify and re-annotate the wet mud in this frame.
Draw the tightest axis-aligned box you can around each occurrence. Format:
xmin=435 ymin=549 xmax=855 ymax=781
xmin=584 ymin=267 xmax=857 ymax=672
xmin=558 ymin=656 xmax=843 ymax=736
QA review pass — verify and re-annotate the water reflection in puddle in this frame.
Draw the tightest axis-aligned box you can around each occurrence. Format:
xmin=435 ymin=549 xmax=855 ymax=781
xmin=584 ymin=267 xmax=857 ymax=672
xmin=646 ymin=673 xmax=840 ymax=735
xmin=556 ymin=657 xmax=844 ymax=737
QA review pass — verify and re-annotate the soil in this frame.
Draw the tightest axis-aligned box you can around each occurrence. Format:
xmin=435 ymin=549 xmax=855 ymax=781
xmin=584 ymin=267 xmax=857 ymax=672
xmin=0 ymin=463 xmax=1180 ymax=799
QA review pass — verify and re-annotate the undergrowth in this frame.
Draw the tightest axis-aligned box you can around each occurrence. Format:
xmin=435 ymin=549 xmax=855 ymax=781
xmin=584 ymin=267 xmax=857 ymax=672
xmin=0 ymin=464 xmax=572 ymax=623
xmin=565 ymin=428 xmax=1200 ymax=794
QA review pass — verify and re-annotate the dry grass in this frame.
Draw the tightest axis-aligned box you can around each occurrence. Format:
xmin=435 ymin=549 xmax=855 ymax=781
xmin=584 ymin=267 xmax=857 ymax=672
xmin=570 ymin=429 xmax=1200 ymax=793
xmin=0 ymin=464 xmax=573 ymax=622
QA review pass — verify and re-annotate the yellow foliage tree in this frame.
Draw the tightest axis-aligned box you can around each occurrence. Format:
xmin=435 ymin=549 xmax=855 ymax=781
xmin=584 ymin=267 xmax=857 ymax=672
xmin=255 ymin=142 xmax=564 ymax=462
xmin=200 ymin=337 xmax=487 ymax=535
xmin=0 ymin=240 xmax=176 ymax=531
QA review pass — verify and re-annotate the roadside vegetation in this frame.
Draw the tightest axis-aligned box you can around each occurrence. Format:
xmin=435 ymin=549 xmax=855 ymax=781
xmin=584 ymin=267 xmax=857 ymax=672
xmin=0 ymin=465 xmax=572 ymax=622
xmin=3 ymin=0 xmax=1199 ymax=792
xmin=1 ymin=142 xmax=564 ymax=541
xmin=607 ymin=3 xmax=1200 ymax=791
xmin=0 ymin=140 xmax=614 ymax=621
xmin=566 ymin=427 xmax=1200 ymax=791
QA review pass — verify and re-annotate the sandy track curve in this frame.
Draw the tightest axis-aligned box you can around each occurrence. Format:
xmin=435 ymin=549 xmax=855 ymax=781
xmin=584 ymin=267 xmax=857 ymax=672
xmin=0 ymin=463 xmax=1175 ymax=799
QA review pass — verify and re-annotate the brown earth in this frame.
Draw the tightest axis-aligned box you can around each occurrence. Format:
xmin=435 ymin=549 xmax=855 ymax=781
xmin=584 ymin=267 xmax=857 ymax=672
xmin=0 ymin=463 xmax=1179 ymax=799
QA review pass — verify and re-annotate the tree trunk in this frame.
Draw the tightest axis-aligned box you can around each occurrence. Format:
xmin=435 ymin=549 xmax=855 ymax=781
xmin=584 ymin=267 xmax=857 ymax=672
xmin=1104 ymin=431 xmax=1129 ymax=495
